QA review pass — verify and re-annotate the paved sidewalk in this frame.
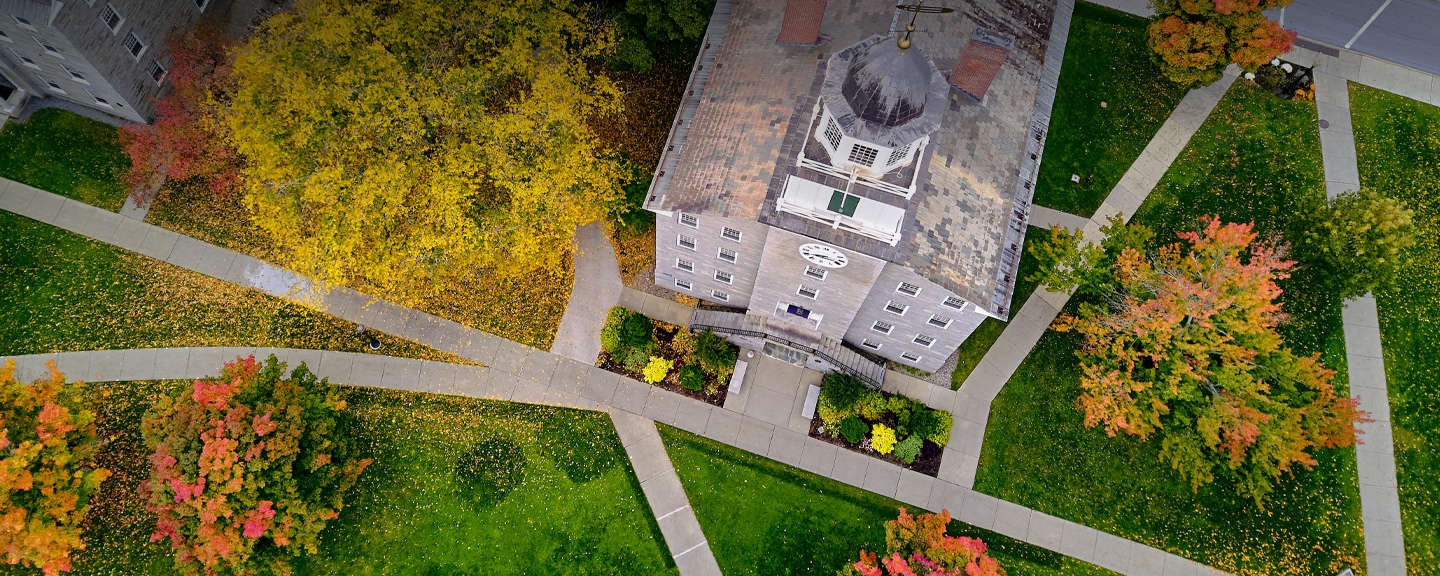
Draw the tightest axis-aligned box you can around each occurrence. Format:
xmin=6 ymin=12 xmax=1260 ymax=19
xmin=610 ymin=411 xmax=723 ymax=576
xmin=1309 ymin=47 xmax=1418 ymax=575
xmin=551 ymin=223 xmax=623 ymax=364
xmin=942 ymin=69 xmax=1240 ymax=491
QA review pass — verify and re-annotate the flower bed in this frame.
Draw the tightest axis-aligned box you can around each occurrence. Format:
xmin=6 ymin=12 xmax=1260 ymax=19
xmin=596 ymin=307 xmax=737 ymax=407
xmin=1247 ymin=58 xmax=1314 ymax=101
xmin=809 ymin=373 xmax=952 ymax=476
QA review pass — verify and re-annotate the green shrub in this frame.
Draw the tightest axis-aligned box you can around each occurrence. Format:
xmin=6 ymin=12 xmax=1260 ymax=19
xmin=623 ymin=347 xmax=650 ymax=373
xmin=817 ymin=403 xmax=847 ymax=429
xmin=819 ymin=372 xmax=865 ymax=412
xmin=855 ymin=391 xmax=888 ymax=421
xmin=693 ymin=330 xmax=738 ymax=378
xmin=893 ymin=435 xmax=924 ymax=464
xmin=870 ymin=424 xmax=896 ymax=454
xmin=455 ymin=437 xmax=527 ymax=510
xmin=916 ymin=409 xmax=952 ymax=448
xmin=600 ymin=308 xmax=630 ymax=354
xmin=679 ymin=365 xmax=705 ymax=391
xmin=537 ymin=410 xmax=622 ymax=484
xmin=838 ymin=416 xmax=869 ymax=444
xmin=621 ymin=312 xmax=654 ymax=350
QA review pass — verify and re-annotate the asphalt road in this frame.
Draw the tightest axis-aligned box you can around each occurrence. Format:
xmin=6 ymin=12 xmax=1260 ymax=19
xmin=1267 ymin=0 xmax=1440 ymax=76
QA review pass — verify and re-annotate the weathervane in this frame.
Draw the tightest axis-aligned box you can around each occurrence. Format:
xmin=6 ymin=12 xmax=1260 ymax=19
xmin=895 ymin=1 xmax=954 ymax=50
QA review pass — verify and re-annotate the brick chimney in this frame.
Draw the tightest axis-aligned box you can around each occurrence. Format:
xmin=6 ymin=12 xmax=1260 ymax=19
xmin=776 ymin=0 xmax=827 ymax=46
xmin=949 ymin=27 xmax=1015 ymax=102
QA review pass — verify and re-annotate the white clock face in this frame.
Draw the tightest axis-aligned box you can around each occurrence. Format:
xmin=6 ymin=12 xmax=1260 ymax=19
xmin=799 ymin=243 xmax=848 ymax=268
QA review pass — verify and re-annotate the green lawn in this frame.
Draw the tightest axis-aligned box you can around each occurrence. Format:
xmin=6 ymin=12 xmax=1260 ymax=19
xmin=0 ymin=109 xmax=130 ymax=211
xmin=1031 ymin=2 xmax=1188 ymax=217
xmin=952 ymin=227 xmax=1043 ymax=389
xmin=62 ymin=383 xmax=675 ymax=575
xmin=974 ymin=80 xmax=1365 ymax=576
xmin=658 ymin=425 xmax=1117 ymax=576
xmin=1350 ymin=83 xmax=1440 ymax=573
xmin=0 ymin=211 xmax=461 ymax=362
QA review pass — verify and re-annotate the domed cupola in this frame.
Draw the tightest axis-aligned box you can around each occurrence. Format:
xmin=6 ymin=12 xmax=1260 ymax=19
xmin=809 ymin=35 xmax=947 ymax=185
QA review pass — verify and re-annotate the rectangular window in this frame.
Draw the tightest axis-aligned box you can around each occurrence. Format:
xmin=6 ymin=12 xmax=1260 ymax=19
xmin=33 ymin=36 xmax=61 ymax=58
xmin=0 ymin=30 xmax=12 ymax=43
xmin=674 ymin=278 xmax=692 ymax=291
xmin=12 ymin=16 xmax=35 ymax=30
xmin=785 ymin=303 xmax=811 ymax=319
xmin=675 ymin=258 xmax=694 ymax=272
xmin=99 ymin=4 xmax=125 ymax=33
xmin=860 ymin=339 xmax=882 ymax=350
xmin=826 ymin=190 xmax=860 ymax=217
xmin=147 ymin=60 xmax=167 ymax=84
xmin=679 ymin=212 xmax=698 ymax=228
xmin=711 ymin=290 xmax=730 ymax=302
xmin=62 ymin=64 xmax=87 ymax=83
xmin=36 ymin=75 xmax=63 ymax=93
xmin=677 ymin=235 xmax=696 ymax=250
xmin=803 ymin=265 xmax=828 ymax=281
xmin=122 ymin=32 xmax=146 ymax=60
xmin=871 ymin=321 xmax=894 ymax=335
xmin=85 ymin=89 xmax=110 ymax=107
xmin=9 ymin=48 xmax=38 ymax=69
xmin=717 ymin=247 xmax=737 ymax=263
xmin=928 ymin=315 xmax=953 ymax=329
xmin=823 ymin=117 xmax=842 ymax=150
xmin=796 ymin=285 xmax=818 ymax=299
xmin=721 ymin=227 xmax=742 ymax=242
xmin=848 ymin=144 xmax=878 ymax=166
xmin=913 ymin=334 xmax=935 ymax=348
xmin=884 ymin=301 xmax=908 ymax=316
xmin=195 ymin=0 xmax=211 ymax=10
xmin=896 ymin=282 xmax=921 ymax=296
xmin=887 ymin=143 xmax=912 ymax=166
xmin=942 ymin=296 xmax=967 ymax=311
xmin=901 ymin=351 xmax=922 ymax=363
xmin=714 ymin=270 xmax=732 ymax=284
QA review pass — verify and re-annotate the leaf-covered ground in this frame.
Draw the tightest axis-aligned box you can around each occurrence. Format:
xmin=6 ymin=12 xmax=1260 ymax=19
xmin=147 ymin=180 xmax=572 ymax=350
xmin=974 ymin=80 xmax=1365 ymax=575
xmin=657 ymin=425 xmax=1117 ymax=576
xmin=0 ymin=210 xmax=462 ymax=362
xmin=0 ymin=109 xmax=131 ymax=211
xmin=1351 ymin=83 xmax=1440 ymax=573
xmin=1030 ymin=2 xmax=1189 ymax=217
xmin=950 ymin=228 xmax=1043 ymax=389
xmin=61 ymin=383 xmax=675 ymax=575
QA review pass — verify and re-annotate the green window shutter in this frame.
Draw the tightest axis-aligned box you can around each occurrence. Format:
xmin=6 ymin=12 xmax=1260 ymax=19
xmin=841 ymin=194 xmax=860 ymax=217
xmin=827 ymin=190 xmax=845 ymax=213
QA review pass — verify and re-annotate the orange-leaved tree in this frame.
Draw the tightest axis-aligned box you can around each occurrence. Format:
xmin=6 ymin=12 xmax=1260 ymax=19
xmin=841 ymin=508 xmax=1004 ymax=576
xmin=142 ymin=355 xmax=369 ymax=575
xmin=1147 ymin=0 xmax=1297 ymax=86
xmin=0 ymin=360 xmax=110 ymax=576
xmin=1053 ymin=217 xmax=1366 ymax=505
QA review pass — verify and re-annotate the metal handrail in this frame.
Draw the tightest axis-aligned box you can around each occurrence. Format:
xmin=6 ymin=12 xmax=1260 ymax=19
xmin=691 ymin=322 xmax=884 ymax=390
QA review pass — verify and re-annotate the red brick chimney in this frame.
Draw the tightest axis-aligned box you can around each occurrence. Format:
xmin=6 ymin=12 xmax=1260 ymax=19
xmin=776 ymin=0 xmax=827 ymax=46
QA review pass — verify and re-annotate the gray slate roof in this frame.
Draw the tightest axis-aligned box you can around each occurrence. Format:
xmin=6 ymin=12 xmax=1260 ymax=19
xmin=647 ymin=0 xmax=1060 ymax=317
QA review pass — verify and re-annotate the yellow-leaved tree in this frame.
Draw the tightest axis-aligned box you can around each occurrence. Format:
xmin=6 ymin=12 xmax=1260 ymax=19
xmin=226 ymin=0 xmax=624 ymax=302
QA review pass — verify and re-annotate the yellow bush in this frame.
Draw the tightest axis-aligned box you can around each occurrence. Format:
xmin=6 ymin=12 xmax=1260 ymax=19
xmin=642 ymin=356 xmax=673 ymax=384
xmin=871 ymin=423 xmax=896 ymax=455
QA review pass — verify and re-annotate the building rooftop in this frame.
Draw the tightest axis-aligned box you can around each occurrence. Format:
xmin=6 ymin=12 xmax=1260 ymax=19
xmin=647 ymin=0 xmax=1062 ymax=317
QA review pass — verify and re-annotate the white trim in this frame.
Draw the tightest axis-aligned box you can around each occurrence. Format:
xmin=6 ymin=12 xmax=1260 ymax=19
xmin=679 ymin=212 xmax=699 ymax=228
xmin=11 ymin=15 xmax=35 ymax=31
xmin=884 ymin=301 xmax=908 ymax=316
xmin=32 ymin=36 xmax=62 ymax=58
xmin=674 ymin=278 xmax=692 ymax=291
xmin=860 ymin=339 xmax=882 ymax=350
xmin=717 ymin=247 xmax=737 ymax=263
xmin=927 ymin=314 xmax=952 ymax=330
xmin=711 ymin=290 xmax=730 ymax=302
xmin=796 ymin=285 xmax=818 ymax=299
xmin=147 ymin=60 xmax=167 ymax=85
xmin=122 ymin=32 xmax=147 ymax=61
xmin=677 ymin=234 xmax=697 ymax=250
xmin=61 ymin=64 xmax=87 ymax=84
xmin=900 ymin=351 xmax=922 ymax=363
xmin=720 ymin=226 xmax=742 ymax=243
xmin=912 ymin=334 xmax=935 ymax=348
xmin=803 ymin=265 xmax=828 ymax=281
xmin=36 ymin=74 xmax=63 ymax=93
xmin=195 ymin=0 xmax=212 ymax=12
xmin=9 ymin=48 xmax=38 ymax=69
xmin=85 ymin=89 xmax=111 ymax=108
xmin=713 ymin=270 xmax=733 ymax=285
xmin=675 ymin=258 xmax=694 ymax=273
xmin=942 ymin=296 xmax=967 ymax=311
xmin=99 ymin=3 xmax=126 ymax=34
xmin=896 ymin=282 xmax=921 ymax=297
xmin=0 ymin=30 xmax=13 ymax=43
xmin=871 ymin=320 xmax=893 ymax=335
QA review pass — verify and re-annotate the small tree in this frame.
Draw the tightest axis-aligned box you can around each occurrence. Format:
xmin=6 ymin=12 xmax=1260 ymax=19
xmin=1053 ymin=217 xmax=1367 ymax=504
xmin=0 ymin=360 xmax=110 ymax=576
xmin=691 ymin=330 xmax=738 ymax=380
xmin=1027 ymin=214 xmax=1152 ymax=297
xmin=1294 ymin=189 xmax=1415 ymax=299
xmin=1147 ymin=0 xmax=1297 ymax=87
xmin=142 ymin=355 xmax=370 ymax=575
xmin=841 ymin=508 xmax=1004 ymax=576
xmin=607 ymin=0 xmax=716 ymax=71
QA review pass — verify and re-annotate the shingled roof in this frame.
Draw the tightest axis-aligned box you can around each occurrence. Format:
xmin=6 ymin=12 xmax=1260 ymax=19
xmin=646 ymin=0 xmax=1062 ymax=318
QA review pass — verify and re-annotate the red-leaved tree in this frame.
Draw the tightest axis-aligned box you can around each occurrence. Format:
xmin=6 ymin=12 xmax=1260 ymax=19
xmin=1148 ymin=0 xmax=1297 ymax=86
xmin=142 ymin=355 xmax=369 ymax=575
xmin=0 ymin=360 xmax=110 ymax=576
xmin=119 ymin=22 xmax=241 ymax=200
xmin=842 ymin=508 xmax=1004 ymax=576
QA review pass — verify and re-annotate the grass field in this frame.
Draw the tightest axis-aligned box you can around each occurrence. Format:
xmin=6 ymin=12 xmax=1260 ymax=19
xmin=1351 ymin=83 xmax=1440 ymax=573
xmin=951 ymin=228 xmax=1043 ymax=389
xmin=0 ymin=109 xmax=130 ymax=211
xmin=0 ymin=210 xmax=461 ymax=362
xmin=61 ymin=383 xmax=675 ymax=575
xmin=658 ymin=425 xmax=1117 ymax=576
xmin=1030 ymin=2 xmax=1188 ymax=217
xmin=974 ymin=80 xmax=1365 ymax=576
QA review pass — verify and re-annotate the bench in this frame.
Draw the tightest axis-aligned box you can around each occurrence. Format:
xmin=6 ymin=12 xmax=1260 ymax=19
xmin=801 ymin=384 xmax=821 ymax=419
xmin=728 ymin=360 xmax=748 ymax=393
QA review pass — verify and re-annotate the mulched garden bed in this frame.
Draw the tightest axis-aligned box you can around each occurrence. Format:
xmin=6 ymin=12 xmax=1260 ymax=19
xmin=808 ymin=415 xmax=943 ymax=477
xmin=597 ymin=322 xmax=728 ymax=407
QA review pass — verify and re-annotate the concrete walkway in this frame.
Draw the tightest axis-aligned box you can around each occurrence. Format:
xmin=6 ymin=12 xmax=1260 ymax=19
xmin=944 ymin=69 xmax=1240 ymax=490
xmin=1306 ymin=43 xmax=1430 ymax=576
xmin=551 ymin=223 xmax=623 ymax=364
